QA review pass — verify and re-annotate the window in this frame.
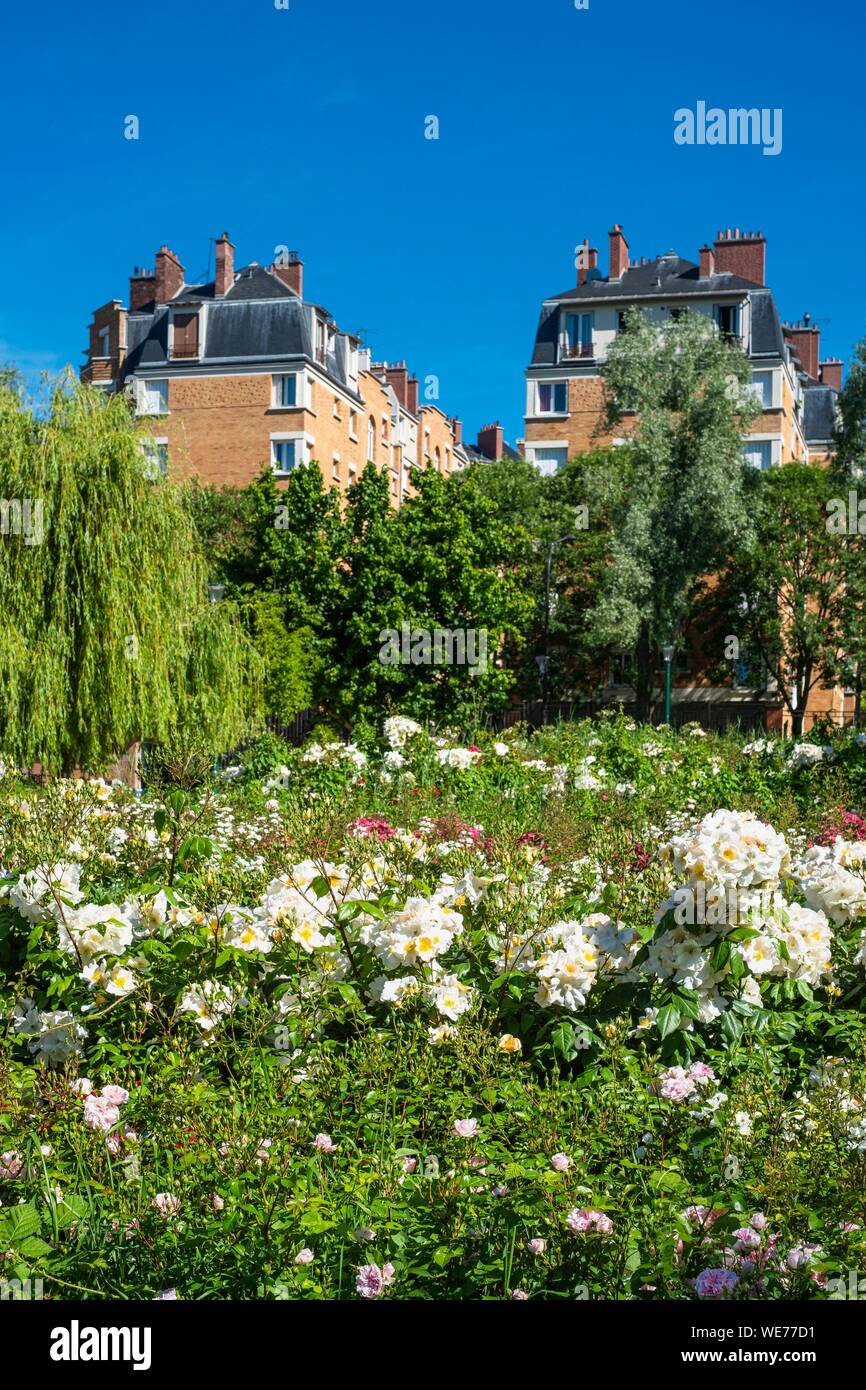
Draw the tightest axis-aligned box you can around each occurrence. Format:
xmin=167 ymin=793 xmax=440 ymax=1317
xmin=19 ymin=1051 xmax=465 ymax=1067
xmin=332 ymin=453 xmax=341 ymax=481
xmin=273 ymin=374 xmax=298 ymax=408
xmin=98 ymin=326 xmax=110 ymax=357
xmin=368 ymin=417 xmax=376 ymax=461
xmin=533 ymin=447 xmax=567 ymax=476
xmin=315 ymin=319 xmax=326 ymax=364
xmin=750 ymin=371 xmax=773 ymax=409
xmin=139 ymin=380 xmax=168 ymax=415
xmin=171 ymin=311 xmax=199 ymax=359
xmin=333 ymin=397 xmax=341 ymax=419
xmin=713 ymin=303 xmax=741 ymax=340
xmin=565 ymin=312 xmax=594 ymax=357
xmin=141 ymin=437 xmax=168 ymax=477
xmin=609 ymin=651 xmax=634 ymax=687
xmin=434 ymin=446 xmax=441 ymax=471
xmin=744 ymin=440 xmax=772 ymax=470
xmin=349 ymin=411 xmax=359 ymax=441
xmin=272 ymin=439 xmax=299 ymax=475
xmin=537 ymin=382 xmax=568 ymax=415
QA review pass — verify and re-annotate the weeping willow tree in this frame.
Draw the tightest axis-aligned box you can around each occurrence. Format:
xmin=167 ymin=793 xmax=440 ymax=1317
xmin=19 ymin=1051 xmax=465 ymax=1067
xmin=0 ymin=375 xmax=262 ymax=774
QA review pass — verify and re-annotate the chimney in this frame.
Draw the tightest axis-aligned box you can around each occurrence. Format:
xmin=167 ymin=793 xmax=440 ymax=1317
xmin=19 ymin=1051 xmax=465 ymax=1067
xmin=783 ymin=317 xmax=821 ymax=382
xmin=609 ymin=224 xmax=629 ymax=280
xmin=155 ymin=246 xmax=185 ymax=304
xmin=819 ymin=358 xmax=843 ymax=391
xmin=270 ymin=251 xmax=304 ymax=298
xmin=384 ymin=361 xmax=410 ymax=409
xmin=214 ymin=232 xmax=235 ymax=296
xmin=713 ymin=229 xmax=766 ymax=286
xmin=129 ymin=265 xmax=157 ymax=311
xmin=406 ymin=375 xmax=420 ymax=414
xmin=477 ymin=422 xmax=504 ymax=461
xmin=699 ymin=244 xmax=715 ymax=278
xmin=451 ymin=417 xmax=463 ymax=446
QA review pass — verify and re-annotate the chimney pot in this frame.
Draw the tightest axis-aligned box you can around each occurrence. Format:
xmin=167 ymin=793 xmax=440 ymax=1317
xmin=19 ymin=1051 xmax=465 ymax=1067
xmin=477 ymin=422 xmax=504 ymax=461
xmin=608 ymin=223 xmax=629 ymax=280
xmin=214 ymin=231 xmax=235 ymax=296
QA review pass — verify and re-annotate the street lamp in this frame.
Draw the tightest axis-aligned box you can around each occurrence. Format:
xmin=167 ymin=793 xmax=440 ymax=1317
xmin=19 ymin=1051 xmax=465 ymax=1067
xmin=207 ymin=582 xmax=226 ymax=605
xmin=661 ymin=642 xmax=675 ymax=725
xmin=540 ymin=534 xmax=576 ymax=721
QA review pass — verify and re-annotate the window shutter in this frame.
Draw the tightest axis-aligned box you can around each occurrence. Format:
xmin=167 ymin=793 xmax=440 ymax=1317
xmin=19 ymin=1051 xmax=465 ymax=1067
xmin=172 ymin=312 xmax=199 ymax=358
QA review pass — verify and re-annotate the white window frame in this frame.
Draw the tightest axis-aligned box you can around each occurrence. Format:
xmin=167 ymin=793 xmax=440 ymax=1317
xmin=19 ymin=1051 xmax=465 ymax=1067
xmin=270 ymin=431 xmax=311 ymax=477
xmin=138 ymin=379 xmax=168 ymax=416
xmin=272 ymin=373 xmax=300 ymax=408
xmin=526 ymin=442 xmax=568 ymax=476
xmin=743 ymin=435 xmax=780 ymax=469
xmin=535 ymin=380 xmax=569 ymax=416
xmin=749 ymin=370 xmax=776 ymax=410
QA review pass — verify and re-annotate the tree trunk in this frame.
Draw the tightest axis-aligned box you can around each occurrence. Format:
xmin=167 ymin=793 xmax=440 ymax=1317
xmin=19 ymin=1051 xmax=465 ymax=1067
xmin=635 ymin=623 xmax=653 ymax=724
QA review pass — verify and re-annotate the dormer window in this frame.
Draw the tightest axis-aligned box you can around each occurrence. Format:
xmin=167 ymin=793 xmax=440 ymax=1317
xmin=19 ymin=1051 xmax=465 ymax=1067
xmin=98 ymin=326 xmax=110 ymax=358
xmin=564 ymin=312 xmax=594 ymax=358
xmin=713 ymin=304 xmax=741 ymax=342
xmin=170 ymin=310 xmax=200 ymax=359
xmin=315 ymin=318 xmax=326 ymax=365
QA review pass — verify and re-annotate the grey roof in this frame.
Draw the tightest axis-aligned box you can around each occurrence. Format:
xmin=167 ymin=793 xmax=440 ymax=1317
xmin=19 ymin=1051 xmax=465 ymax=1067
xmin=803 ymin=385 xmax=837 ymax=444
xmin=166 ymin=264 xmax=296 ymax=305
xmin=121 ymin=284 xmax=363 ymax=398
xmin=748 ymin=289 xmax=786 ymax=357
xmin=545 ymin=255 xmax=759 ymax=304
xmin=205 ymin=297 xmax=311 ymax=360
xmin=530 ymin=263 xmax=787 ymax=367
xmin=463 ymin=441 xmax=522 ymax=464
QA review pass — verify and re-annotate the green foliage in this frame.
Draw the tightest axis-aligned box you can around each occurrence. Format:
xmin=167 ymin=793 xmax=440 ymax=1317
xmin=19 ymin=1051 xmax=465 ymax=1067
xmin=705 ymin=462 xmax=854 ymax=734
xmin=586 ymin=309 xmax=761 ymax=715
xmin=0 ymin=379 xmax=261 ymax=773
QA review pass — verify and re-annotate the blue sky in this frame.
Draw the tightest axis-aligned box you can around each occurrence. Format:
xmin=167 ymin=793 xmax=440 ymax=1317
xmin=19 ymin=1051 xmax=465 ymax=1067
xmin=1 ymin=0 xmax=864 ymax=445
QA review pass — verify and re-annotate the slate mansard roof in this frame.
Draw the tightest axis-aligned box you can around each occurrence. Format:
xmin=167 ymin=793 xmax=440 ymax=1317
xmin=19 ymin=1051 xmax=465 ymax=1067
xmin=803 ymin=385 xmax=837 ymax=445
xmin=530 ymin=256 xmax=787 ymax=368
xmin=122 ymin=265 xmax=359 ymax=396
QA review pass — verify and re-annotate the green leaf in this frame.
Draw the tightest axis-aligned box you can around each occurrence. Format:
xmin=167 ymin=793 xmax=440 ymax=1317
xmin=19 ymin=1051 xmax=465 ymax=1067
xmin=656 ymin=1003 xmax=682 ymax=1039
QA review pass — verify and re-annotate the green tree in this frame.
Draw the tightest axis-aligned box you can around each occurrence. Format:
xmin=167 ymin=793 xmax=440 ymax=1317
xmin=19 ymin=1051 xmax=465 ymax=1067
xmin=833 ymin=335 xmax=866 ymax=477
xmin=0 ymin=378 xmax=260 ymax=774
xmin=704 ymin=463 xmax=855 ymax=736
xmin=587 ymin=308 xmax=760 ymax=719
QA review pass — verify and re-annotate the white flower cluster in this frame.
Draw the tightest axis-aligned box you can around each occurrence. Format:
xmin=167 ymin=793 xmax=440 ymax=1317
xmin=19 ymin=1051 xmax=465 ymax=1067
xmin=12 ymin=998 xmax=86 ymax=1061
xmin=435 ymin=747 xmax=482 ymax=770
xmin=383 ymin=716 xmax=423 ymax=749
xmin=794 ymin=839 xmax=866 ymax=927
xmin=649 ymin=810 xmax=835 ymax=1022
xmin=302 ymin=742 xmax=367 ymax=769
xmin=503 ymin=914 xmax=637 ymax=1013
xmin=663 ymin=809 xmax=790 ymax=889
xmin=787 ymin=742 xmax=835 ymax=771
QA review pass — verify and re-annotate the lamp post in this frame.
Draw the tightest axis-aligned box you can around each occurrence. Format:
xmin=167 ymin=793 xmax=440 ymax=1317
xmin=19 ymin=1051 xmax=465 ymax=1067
xmin=207 ymin=582 xmax=226 ymax=605
xmin=661 ymin=642 xmax=675 ymax=725
xmin=540 ymin=534 xmax=576 ymax=722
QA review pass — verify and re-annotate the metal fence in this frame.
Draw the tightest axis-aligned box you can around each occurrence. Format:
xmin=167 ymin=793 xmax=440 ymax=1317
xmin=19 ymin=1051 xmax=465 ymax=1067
xmin=485 ymin=698 xmax=770 ymax=735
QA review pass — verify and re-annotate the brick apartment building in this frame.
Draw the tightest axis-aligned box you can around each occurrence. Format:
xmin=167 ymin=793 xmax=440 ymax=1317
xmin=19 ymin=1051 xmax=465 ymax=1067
xmin=524 ymin=223 xmax=850 ymax=731
xmin=81 ymin=233 xmax=509 ymax=503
